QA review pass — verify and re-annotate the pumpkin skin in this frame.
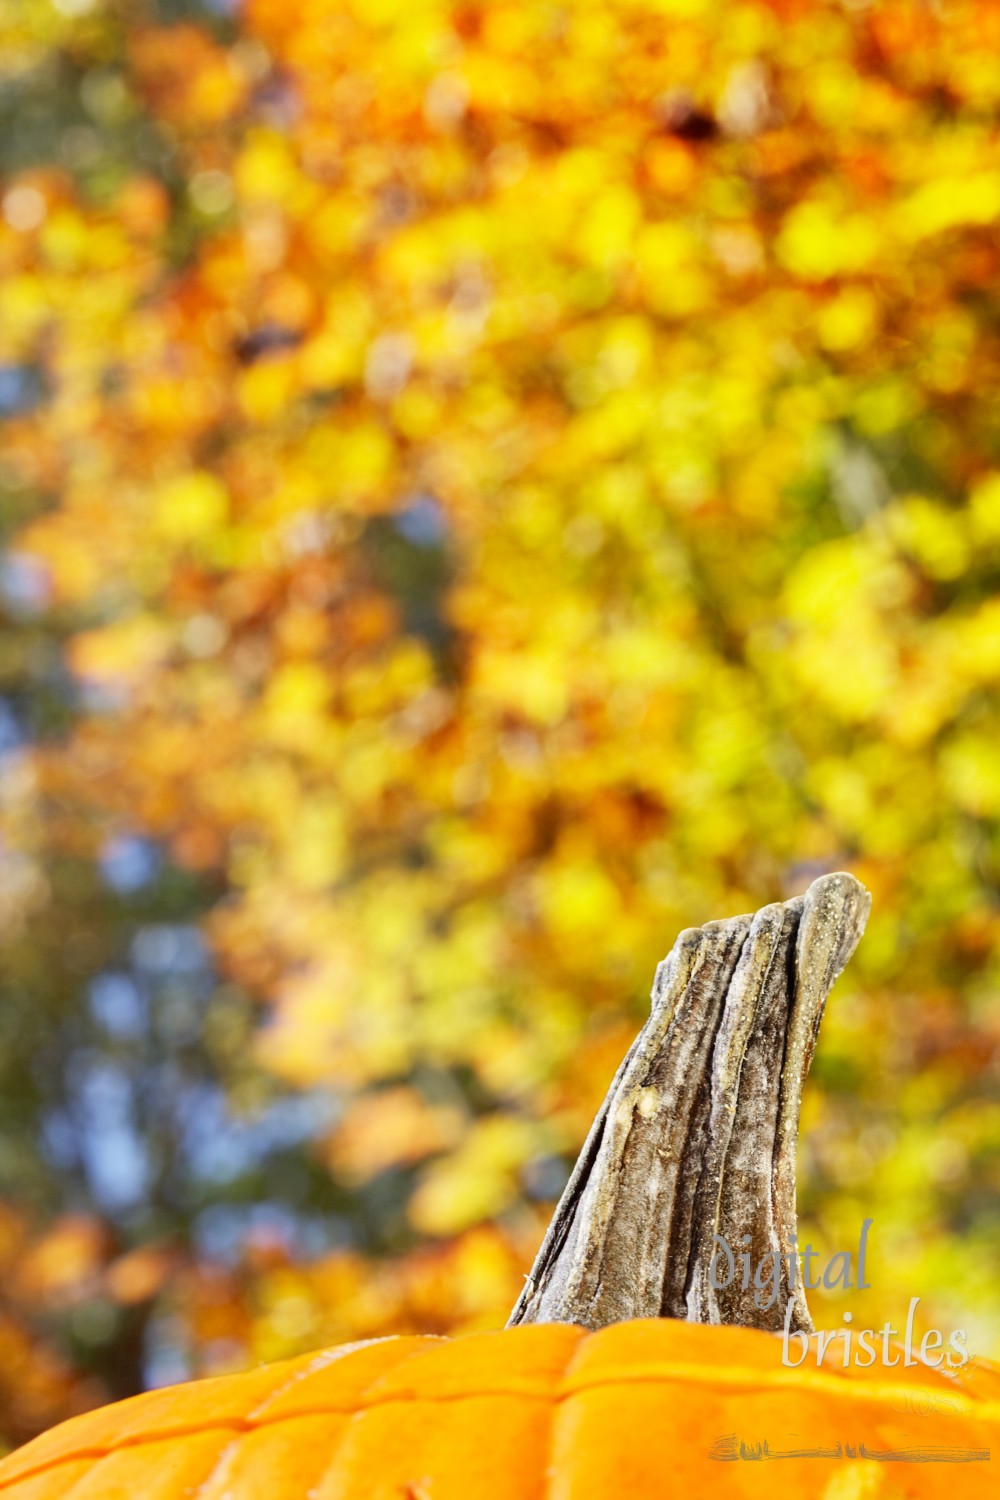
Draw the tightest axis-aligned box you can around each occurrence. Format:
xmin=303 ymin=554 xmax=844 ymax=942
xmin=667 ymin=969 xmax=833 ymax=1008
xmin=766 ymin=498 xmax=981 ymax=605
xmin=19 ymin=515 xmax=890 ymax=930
xmin=0 ymin=1319 xmax=997 ymax=1499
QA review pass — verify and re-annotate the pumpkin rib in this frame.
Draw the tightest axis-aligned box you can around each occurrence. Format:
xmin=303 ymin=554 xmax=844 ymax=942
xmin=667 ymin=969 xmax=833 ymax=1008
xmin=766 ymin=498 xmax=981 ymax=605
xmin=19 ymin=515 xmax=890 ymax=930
xmin=542 ymin=1331 xmax=582 ymax=1500
xmin=191 ymin=1436 xmax=243 ymax=1500
xmin=255 ymin=1335 xmax=452 ymax=1500
xmin=246 ymin=1335 xmax=442 ymax=1423
xmin=187 ymin=1339 xmax=411 ymax=1500
xmin=0 ymin=1429 xmax=247 ymax=1495
xmin=0 ymin=1337 xmax=432 ymax=1491
xmin=57 ymin=1431 xmax=243 ymax=1500
xmin=559 ymin=1358 xmax=992 ymax=1412
xmin=0 ymin=1337 xmax=449 ymax=1495
xmin=4 ymin=1331 xmax=999 ymax=1495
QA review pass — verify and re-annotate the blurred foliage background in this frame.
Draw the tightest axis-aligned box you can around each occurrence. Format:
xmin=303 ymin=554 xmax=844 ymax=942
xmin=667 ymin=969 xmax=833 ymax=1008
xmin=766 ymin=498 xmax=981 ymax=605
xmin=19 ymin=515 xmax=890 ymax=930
xmin=1 ymin=0 xmax=1000 ymax=1449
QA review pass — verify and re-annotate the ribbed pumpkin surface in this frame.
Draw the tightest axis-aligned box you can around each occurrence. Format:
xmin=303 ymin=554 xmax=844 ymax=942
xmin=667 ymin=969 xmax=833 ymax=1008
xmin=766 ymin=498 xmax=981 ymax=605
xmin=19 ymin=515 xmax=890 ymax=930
xmin=0 ymin=1319 xmax=997 ymax=1498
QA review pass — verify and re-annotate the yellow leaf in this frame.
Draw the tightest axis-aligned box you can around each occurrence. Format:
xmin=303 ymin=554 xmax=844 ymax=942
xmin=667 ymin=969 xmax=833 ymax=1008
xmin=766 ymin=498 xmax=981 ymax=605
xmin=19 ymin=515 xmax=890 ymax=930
xmin=153 ymin=472 xmax=229 ymax=542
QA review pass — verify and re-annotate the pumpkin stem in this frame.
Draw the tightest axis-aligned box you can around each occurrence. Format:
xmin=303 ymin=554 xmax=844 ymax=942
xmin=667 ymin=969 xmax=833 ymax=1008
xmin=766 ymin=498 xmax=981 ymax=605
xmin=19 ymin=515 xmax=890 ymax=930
xmin=508 ymin=871 xmax=871 ymax=1334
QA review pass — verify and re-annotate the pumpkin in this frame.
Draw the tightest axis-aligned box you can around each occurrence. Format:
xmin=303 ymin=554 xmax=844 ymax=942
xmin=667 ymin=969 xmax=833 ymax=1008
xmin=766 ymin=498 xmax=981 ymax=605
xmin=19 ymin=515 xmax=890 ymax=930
xmin=1 ymin=1318 xmax=999 ymax=1499
xmin=2 ymin=874 xmax=996 ymax=1498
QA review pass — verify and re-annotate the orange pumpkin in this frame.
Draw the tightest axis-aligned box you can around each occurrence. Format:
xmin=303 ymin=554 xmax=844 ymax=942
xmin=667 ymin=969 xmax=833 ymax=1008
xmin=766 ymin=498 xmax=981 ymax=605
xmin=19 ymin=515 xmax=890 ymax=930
xmin=0 ymin=1319 xmax=998 ymax=1498
xmin=3 ymin=876 xmax=995 ymax=1497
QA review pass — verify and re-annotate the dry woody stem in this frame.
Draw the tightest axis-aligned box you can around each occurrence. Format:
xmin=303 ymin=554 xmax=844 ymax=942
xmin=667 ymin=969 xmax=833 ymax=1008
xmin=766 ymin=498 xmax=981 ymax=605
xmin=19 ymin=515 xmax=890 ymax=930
xmin=508 ymin=871 xmax=871 ymax=1334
